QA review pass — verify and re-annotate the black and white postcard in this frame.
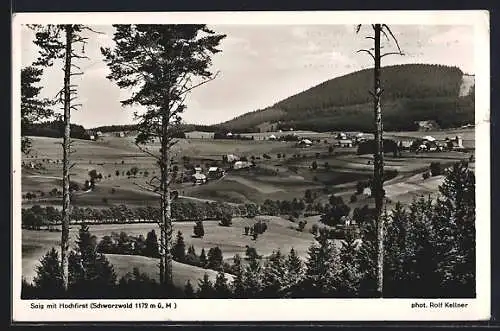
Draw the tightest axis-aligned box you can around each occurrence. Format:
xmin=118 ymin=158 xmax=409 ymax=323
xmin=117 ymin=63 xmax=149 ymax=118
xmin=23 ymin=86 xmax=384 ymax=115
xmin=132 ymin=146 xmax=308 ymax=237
xmin=11 ymin=10 xmax=490 ymax=322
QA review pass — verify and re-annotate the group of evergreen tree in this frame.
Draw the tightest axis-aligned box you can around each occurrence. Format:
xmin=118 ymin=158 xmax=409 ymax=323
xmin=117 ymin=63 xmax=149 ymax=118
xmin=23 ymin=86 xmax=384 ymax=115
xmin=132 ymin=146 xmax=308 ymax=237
xmin=96 ymin=230 xmax=160 ymax=258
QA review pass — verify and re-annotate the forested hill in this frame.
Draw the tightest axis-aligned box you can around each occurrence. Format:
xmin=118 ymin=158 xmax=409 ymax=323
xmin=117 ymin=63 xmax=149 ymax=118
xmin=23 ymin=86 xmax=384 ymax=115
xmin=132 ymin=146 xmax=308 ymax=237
xmin=217 ymin=64 xmax=475 ymax=133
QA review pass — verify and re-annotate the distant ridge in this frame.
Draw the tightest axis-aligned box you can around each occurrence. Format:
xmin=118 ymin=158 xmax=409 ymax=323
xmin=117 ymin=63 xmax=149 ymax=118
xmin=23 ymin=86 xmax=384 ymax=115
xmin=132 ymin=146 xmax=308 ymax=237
xmin=215 ymin=63 xmax=475 ymax=133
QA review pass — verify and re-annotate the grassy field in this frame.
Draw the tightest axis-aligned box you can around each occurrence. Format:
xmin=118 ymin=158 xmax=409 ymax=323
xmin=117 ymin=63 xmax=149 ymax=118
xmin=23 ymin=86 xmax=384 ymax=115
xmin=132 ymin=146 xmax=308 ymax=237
xmin=21 ymin=128 xmax=475 ymax=288
xmin=22 ymin=215 xmax=320 ymax=285
xmin=22 ymin=129 xmax=474 ymax=208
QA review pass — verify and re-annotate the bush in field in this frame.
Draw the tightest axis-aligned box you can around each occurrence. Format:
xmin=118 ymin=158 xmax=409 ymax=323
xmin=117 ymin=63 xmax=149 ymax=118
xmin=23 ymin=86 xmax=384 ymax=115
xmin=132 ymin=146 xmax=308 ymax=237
xmin=193 ymin=221 xmax=205 ymax=238
xmin=253 ymin=220 xmax=268 ymax=235
xmin=350 ymin=194 xmax=358 ymax=203
xmin=430 ymin=162 xmax=443 ymax=176
xmin=310 ymin=224 xmax=319 ymax=235
xmin=245 ymin=246 xmax=260 ymax=260
xmin=115 ymin=170 xmax=120 ymax=176
xmin=297 ymin=220 xmax=307 ymax=232
xmin=356 ymin=181 xmax=366 ymax=194
xmin=219 ymin=212 xmax=232 ymax=227
xmin=88 ymin=169 xmax=99 ymax=180
xmin=311 ymin=161 xmax=318 ymax=170
xmin=422 ymin=171 xmax=430 ymax=180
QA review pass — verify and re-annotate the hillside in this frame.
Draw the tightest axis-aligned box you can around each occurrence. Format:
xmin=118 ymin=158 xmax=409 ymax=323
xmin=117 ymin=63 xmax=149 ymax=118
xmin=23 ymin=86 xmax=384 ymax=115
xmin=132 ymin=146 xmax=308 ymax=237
xmin=217 ymin=64 xmax=475 ymax=133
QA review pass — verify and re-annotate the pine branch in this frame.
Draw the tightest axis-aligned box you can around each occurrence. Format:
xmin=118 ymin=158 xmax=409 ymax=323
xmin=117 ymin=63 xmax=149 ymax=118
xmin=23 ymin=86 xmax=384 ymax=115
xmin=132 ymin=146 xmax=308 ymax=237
xmin=381 ymin=52 xmax=405 ymax=58
xmin=356 ymin=49 xmax=375 ymax=61
xmin=381 ymin=24 xmax=404 ymax=55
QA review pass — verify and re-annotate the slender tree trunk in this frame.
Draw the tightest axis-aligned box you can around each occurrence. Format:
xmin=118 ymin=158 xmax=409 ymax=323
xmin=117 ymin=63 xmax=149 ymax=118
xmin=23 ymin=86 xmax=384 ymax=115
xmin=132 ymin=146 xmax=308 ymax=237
xmin=373 ymin=23 xmax=385 ymax=298
xmin=61 ymin=25 xmax=73 ymax=291
xmin=160 ymin=109 xmax=173 ymax=288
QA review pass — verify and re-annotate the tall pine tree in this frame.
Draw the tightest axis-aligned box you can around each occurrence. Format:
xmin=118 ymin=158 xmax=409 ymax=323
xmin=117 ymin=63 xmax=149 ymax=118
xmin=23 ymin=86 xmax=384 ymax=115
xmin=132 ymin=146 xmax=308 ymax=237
xmin=68 ymin=224 xmax=117 ymax=298
xmin=261 ymin=250 xmax=286 ymax=298
xmin=102 ymin=25 xmax=225 ymax=287
xmin=29 ymin=24 xmax=98 ymax=291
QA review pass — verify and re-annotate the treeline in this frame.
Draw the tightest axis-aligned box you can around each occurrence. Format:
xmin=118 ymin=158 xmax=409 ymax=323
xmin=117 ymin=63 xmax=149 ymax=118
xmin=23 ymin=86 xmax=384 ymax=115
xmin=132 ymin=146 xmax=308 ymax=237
xmin=23 ymin=196 xmax=328 ymax=229
xmin=90 ymin=124 xmax=138 ymax=133
xmin=22 ymin=201 xmax=253 ymax=229
xmin=22 ymin=120 xmax=91 ymax=140
xmin=23 ymin=161 xmax=475 ymax=299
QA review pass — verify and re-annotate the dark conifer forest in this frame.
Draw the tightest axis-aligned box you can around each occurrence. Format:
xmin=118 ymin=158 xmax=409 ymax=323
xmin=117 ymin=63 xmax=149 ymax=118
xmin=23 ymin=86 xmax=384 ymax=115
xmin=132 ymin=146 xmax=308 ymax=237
xmin=218 ymin=64 xmax=474 ymax=133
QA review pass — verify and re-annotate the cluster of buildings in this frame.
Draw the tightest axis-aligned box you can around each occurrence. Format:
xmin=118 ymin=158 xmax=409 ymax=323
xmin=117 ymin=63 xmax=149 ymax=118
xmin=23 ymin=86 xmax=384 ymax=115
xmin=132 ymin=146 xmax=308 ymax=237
xmin=401 ymin=135 xmax=464 ymax=152
xmin=189 ymin=166 xmax=225 ymax=185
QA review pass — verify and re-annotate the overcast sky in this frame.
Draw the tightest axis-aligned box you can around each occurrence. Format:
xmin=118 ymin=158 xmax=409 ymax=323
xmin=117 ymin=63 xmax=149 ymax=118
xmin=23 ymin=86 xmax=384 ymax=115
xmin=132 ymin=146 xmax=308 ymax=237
xmin=20 ymin=24 xmax=474 ymax=128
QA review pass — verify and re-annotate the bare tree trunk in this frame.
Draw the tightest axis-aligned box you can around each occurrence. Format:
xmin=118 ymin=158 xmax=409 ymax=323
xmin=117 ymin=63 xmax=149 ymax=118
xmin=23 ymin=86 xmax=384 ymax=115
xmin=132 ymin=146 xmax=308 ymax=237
xmin=160 ymin=109 xmax=173 ymax=288
xmin=373 ymin=23 xmax=384 ymax=298
xmin=61 ymin=25 xmax=73 ymax=291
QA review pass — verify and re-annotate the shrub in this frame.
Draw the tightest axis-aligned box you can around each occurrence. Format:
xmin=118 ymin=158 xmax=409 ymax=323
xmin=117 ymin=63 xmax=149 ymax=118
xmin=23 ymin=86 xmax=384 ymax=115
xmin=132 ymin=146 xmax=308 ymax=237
xmin=310 ymin=224 xmax=319 ymax=235
xmin=422 ymin=171 xmax=430 ymax=180
xmin=311 ymin=161 xmax=318 ymax=170
xmin=350 ymin=194 xmax=358 ymax=203
xmin=193 ymin=221 xmax=205 ymax=238
xmin=356 ymin=181 xmax=366 ymax=194
xmin=219 ymin=212 xmax=232 ymax=227
xmin=245 ymin=246 xmax=260 ymax=260
xmin=430 ymin=162 xmax=443 ymax=176
xmin=297 ymin=220 xmax=307 ymax=232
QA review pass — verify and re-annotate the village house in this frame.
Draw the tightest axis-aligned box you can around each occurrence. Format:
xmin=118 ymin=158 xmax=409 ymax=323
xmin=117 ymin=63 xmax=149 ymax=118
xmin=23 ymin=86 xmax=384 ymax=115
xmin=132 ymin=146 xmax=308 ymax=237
xmin=338 ymin=139 xmax=353 ymax=148
xmin=233 ymin=160 xmax=253 ymax=170
xmin=207 ymin=166 xmax=225 ymax=180
xmin=336 ymin=132 xmax=347 ymax=140
xmin=298 ymin=139 xmax=312 ymax=147
xmin=445 ymin=136 xmax=464 ymax=150
xmin=192 ymin=173 xmax=207 ymax=185
xmin=224 ymin=154 xmax=240 ymax=163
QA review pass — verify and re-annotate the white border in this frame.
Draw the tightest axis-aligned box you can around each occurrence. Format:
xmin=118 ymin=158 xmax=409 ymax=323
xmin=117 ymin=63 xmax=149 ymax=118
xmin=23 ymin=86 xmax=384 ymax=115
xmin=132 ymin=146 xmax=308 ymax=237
xmin=12 ymin=10 xmax=490 ymax=322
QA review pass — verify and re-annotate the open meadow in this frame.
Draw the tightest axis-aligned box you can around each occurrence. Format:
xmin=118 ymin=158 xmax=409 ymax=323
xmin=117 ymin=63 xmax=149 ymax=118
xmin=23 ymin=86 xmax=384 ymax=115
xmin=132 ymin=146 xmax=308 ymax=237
xmin=22 ymin=127 xmax=475 ymax=288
